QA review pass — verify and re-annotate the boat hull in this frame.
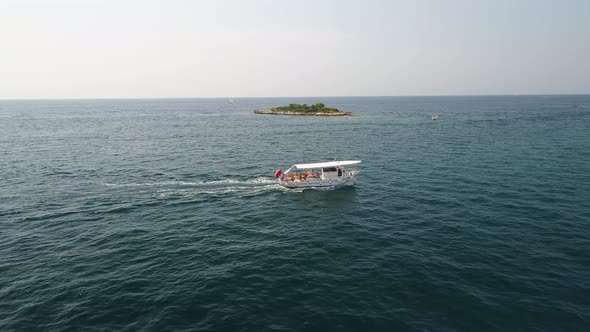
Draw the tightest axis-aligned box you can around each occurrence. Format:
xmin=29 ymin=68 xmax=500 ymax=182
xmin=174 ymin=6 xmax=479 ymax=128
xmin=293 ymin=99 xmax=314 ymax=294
xmin=278 ymin=172 xmax=359 ymax=189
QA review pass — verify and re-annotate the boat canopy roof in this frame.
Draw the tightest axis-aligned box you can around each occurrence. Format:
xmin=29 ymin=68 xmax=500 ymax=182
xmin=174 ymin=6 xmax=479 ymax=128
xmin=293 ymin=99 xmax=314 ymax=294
xmin=292 ymin=160 xmax=361 ymax=170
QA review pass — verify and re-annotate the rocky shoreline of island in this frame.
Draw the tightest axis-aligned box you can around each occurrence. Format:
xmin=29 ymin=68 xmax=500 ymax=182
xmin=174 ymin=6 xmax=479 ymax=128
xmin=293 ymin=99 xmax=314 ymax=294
xmin=254 ymin=103 xmax=352 ymax=116
xmin=254 ymin=109 xmax=352 ymax=116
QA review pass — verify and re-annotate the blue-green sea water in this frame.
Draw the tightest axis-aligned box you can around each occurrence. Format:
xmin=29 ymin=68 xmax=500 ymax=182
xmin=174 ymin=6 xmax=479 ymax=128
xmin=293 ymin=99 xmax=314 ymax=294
xmin=1 ymin=96 xmax=589 ymax=331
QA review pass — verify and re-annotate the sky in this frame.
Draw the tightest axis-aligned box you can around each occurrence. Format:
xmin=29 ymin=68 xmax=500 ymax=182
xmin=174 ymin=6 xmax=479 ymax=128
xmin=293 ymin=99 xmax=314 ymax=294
xmin=1 ymin=0 xmax=589 ymax=99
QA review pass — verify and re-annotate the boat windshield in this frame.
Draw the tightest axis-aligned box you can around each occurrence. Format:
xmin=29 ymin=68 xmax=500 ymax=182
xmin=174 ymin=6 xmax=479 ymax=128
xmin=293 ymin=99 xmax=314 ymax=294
xmin=323 ymin=167 xmax=337 ymax=172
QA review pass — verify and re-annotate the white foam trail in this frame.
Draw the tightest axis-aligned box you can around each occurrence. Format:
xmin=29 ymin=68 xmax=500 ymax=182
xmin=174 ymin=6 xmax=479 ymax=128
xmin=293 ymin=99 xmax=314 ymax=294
xmin=103 ymin=177 xmax=276 ymax=188
xmin=102 ymin=177 xmax=284 ymax=197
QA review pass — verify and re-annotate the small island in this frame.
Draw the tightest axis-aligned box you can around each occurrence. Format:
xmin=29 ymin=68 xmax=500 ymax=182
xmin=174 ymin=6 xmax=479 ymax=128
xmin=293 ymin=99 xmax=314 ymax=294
xmin=255 ymin=103 xmax=352 ymax=116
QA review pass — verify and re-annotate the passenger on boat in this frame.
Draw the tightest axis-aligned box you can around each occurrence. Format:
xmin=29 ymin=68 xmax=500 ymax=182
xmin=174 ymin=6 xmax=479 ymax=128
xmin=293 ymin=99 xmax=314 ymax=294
xmin=300 ymin=172 xmax=307 ymax=181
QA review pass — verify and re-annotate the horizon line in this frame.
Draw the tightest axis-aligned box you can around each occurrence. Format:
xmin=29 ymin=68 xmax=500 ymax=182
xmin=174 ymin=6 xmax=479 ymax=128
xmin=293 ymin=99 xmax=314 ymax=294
xmin=1 ymin=93 xmax=589 ymax=101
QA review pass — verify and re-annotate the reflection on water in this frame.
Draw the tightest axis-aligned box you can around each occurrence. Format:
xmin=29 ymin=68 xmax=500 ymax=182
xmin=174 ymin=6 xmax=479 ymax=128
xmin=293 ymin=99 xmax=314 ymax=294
xmin=291 ymin=186 xmax=358 ymax=209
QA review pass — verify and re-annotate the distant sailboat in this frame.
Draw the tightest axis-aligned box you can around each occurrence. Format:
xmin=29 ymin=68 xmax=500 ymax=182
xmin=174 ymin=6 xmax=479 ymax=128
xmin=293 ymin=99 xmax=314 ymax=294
xmin=228 ymin=97 xmax=234 ymax=104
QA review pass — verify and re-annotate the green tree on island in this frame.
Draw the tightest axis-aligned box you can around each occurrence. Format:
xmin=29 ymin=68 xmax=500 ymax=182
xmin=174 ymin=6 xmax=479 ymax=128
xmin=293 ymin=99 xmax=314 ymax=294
xmin=275 ymin=103 xmax=340 ymax=113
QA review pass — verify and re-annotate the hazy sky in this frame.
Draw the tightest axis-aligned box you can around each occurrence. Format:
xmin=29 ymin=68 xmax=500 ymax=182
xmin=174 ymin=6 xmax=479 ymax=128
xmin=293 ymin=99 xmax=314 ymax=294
xmin=1 ymin=0 xmax=589 ymax=99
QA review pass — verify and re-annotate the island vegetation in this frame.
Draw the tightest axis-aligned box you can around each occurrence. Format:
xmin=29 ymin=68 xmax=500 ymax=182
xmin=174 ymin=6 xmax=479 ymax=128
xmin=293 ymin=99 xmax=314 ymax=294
xmin=254 ymin=103 xmax=352 ymax=116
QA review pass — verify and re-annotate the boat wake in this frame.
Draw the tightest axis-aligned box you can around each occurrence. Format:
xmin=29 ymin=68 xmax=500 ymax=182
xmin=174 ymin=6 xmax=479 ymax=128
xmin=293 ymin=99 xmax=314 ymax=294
xmin=102 ymin=177 xmax=288 ymax=198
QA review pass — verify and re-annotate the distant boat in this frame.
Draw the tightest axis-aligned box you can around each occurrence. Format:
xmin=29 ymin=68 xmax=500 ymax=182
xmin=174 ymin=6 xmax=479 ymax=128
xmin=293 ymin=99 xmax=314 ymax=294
xmin=275 ymin=160 xmax=361 ymax=189
xmin=432 ymin=114 xmax=439 ymax=120
xmin=228 ymin=97 xmax=234 ymax=104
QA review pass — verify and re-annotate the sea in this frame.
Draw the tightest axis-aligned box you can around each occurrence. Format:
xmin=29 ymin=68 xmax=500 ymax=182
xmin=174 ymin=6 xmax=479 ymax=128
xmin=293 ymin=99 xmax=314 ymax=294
xmin=1 ymin=96 xmax=589 ymax=331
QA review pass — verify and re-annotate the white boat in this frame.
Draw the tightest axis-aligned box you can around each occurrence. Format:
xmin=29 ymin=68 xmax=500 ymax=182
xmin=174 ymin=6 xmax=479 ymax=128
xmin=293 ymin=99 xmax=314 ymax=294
xmin=275 ymin=160 xmax=361 ymax=189
xmin=432 ymin=114 xmax=439 ymax=120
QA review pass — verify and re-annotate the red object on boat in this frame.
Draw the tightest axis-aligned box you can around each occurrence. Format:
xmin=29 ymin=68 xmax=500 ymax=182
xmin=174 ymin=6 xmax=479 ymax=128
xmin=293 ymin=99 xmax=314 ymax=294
xmin=274 ymin=169 xmax=283 ymax=178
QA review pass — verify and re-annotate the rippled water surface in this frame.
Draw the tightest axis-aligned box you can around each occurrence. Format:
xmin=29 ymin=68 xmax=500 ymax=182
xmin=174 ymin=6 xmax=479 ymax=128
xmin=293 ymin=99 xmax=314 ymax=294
xmin=1 ymin=96 xmax=589 ymax=331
